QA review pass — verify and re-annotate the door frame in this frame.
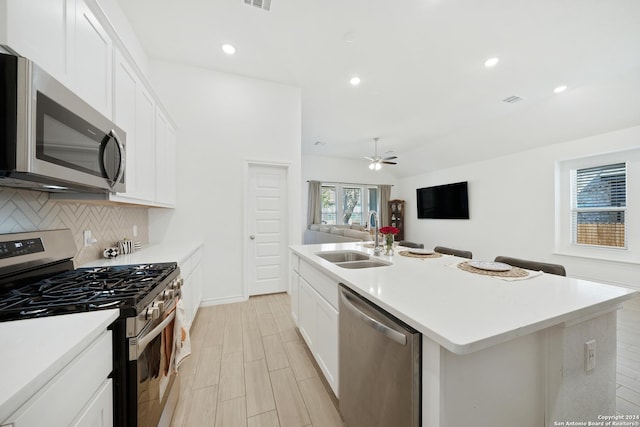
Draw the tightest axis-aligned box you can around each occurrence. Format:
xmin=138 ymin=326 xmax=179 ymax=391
xmin=243 ymin=160 xmax=291 ymax=300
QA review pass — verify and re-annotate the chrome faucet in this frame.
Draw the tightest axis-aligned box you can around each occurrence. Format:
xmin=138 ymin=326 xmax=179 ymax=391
xmin=368 ymin=210 xmax=382 ymax=256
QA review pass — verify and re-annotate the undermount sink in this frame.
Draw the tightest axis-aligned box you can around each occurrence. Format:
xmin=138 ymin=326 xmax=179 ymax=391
xmin=316 ymin=250 xmax=370 ymax=263
xmin=315 ymin=250 xmax=391 ymax=269
xmin=334 ymin=260 xmax=391 ymax=269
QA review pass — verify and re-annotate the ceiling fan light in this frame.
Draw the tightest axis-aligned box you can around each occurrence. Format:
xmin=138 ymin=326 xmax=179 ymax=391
xmin=368 ymin=163 xmax=375 ymax=170
xmin=375 ymin=163 xmax=382 ymax=171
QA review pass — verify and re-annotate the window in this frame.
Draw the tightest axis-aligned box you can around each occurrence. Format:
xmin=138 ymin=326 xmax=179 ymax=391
xmin=321 ymin=185 xmax=337 ymax=224
xmin=556 ymin=147 xmax=639 ymax=263
xmin=342 ymin=186 xmax=363 ymax=224
xmin=572 ymin=163 xmax=626 ymax=248
xmin=320 ymin=183 xmax=378 ymax=225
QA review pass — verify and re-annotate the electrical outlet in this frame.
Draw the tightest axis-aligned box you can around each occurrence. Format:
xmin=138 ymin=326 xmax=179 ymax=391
xmin=133 ymin=225 xmax=138 ymax=238
xmin=585 ymin=340 xmax=596 ymax=371
xmin=83 ymin=230 xmax=95 ymax=247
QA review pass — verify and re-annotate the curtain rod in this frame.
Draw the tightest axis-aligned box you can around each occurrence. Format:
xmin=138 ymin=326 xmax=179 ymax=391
xmin=307 ymin=180 xmax=394 ymax=187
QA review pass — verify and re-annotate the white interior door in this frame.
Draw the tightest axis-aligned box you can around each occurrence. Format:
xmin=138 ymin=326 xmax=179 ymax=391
xmin=246 ymin=164 xmax=288 ymax=296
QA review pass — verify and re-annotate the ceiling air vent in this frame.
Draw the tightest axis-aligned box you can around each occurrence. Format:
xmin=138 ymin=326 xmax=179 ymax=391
xmin=502 ymin=95 xmax=524 ymax=104
xmin=244 ymin=0 xmax=271 ymax=11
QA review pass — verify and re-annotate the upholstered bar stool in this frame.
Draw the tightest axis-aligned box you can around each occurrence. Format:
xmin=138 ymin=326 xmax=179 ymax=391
xmin=398 ymin=241 xmax=424 ymax=249
xmin=494 ymin=256 xmax=566 ymax=276
xmin=434 ymin=246 xmax=473 ymax=259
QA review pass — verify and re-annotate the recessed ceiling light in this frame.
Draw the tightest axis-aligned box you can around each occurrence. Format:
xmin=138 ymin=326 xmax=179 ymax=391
xmin=484 ymin=57 xmax=499 ymax=68
xmin=343 ymin=32 xmax=356 ymax=43
xmin=222 ymin=44 xmax=236 ymax=55
xmin=350 ymin=76 xmax=361 ymax=86
xmin=554 ymin=85 xmax=568 ymax=93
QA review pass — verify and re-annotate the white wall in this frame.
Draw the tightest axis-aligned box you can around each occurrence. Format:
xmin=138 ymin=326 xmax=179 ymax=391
xmin=301 ymin=154 xmax=399 ymax=235
xmin=148 ymin=60 xmax=301 ymax=304
xmin=396 ymin=125 xmax=640 ymax=289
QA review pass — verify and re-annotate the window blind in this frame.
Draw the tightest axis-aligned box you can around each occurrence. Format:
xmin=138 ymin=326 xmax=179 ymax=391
xmin=571 ymin=162 xmax=626 ymax=247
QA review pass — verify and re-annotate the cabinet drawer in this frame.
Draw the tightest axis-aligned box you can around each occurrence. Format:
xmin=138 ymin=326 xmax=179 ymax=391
xmin=299 ymin=260 xmax=338 ymax=309
xmin=4 ymin=331 xmax=112 ymax=427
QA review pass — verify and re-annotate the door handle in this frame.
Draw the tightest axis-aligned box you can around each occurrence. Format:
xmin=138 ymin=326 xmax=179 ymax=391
xmin=103 ymin=129 xmax=125 ymax=189
xmin=250 ymin=235 xmax=255 ymax=240
xmin=128 ymin=309 xmax=176 ymax=361
xmin=339 ymin=289 xmax=407 ymax=346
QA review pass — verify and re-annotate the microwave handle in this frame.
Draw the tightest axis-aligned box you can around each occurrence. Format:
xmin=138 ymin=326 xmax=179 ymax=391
xmin=109 ymin=129 xmax=125 ymax=189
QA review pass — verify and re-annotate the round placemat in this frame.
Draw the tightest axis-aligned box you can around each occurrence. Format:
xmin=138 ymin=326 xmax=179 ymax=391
xmin=399 ymin=251 xmax=443 ymax=259
xmin=457 ymin=261 xmax=528 ymax=277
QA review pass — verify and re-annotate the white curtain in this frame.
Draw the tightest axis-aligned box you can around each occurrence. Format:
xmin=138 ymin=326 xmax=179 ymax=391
xmin=307 ymin=181 xmax=322 ymax=227
xmin=379 ymin=184 xmax=392 ymax=227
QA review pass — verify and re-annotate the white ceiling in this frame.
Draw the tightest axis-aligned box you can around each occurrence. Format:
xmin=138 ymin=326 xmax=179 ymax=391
xmin=116 ymin=0 xmax=640 ymax=177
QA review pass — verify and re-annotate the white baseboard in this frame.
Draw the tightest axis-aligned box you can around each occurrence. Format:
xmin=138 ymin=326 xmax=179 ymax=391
xmin=199 ymin=295 xmax=247 ymax=307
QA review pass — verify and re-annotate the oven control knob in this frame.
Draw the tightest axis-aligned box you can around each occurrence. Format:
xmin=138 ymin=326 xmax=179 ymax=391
xmin=171 ymin=278 xmax=183 ymax=290
xmin=145 ymin=306 xmax=160 ymax=320
xmin=163 ymin=289 xmax=175 ymax=300
xmin=155 ymin=300 xmax=165 ymax=313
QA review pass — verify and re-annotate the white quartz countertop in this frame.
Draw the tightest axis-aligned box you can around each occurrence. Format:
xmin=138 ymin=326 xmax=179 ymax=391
xmin=0 ymin=309 xmax=119 ymax=422
xmin=80 ymin=241 xmax=203 ymax=268
xmin=290 ymin=242 xmax=638 ymax=354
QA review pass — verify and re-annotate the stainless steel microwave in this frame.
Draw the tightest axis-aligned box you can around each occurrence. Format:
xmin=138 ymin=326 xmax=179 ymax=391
xmin=0 ymin=53 xmax=125 ymax=193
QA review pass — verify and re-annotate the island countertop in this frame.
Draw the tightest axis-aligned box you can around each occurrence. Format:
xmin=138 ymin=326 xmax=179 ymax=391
xmin=290 ymin=242 xmax=638 ymax=354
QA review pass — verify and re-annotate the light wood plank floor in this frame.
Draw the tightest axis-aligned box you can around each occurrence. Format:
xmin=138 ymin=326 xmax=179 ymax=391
xmin=170 ymin=293 xmax=344 ymax=427
xmin=618 ymin=295 xmax=640 ymax=415
xmin=172 ymin=292 xmax=640 ymax=425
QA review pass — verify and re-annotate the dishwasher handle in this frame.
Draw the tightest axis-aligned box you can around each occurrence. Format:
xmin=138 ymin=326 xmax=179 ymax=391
xmin=339 ymin=288 xmax=407 ymax=346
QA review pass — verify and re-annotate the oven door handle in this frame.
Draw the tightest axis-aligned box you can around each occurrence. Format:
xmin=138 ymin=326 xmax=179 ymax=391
xmin=129 ymin=310 xmax=176 ymax=361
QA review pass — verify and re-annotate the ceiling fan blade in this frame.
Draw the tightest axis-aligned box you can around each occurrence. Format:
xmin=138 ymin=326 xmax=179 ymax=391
xmin=382 ymin=161 xmax=397 ymax=165
xmin=364 ymin=157 xmax=375 ymax=161
xmin=382 ymin=156 xmax=398 ymax=161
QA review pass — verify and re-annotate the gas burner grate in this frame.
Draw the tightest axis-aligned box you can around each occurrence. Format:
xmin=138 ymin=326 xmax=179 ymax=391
xmin=0 ymin=262 xmax=178 ymax=321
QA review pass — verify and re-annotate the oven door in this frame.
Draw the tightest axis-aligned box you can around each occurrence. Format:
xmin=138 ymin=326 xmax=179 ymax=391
xmin=129 ymin=306 xmax=179 ymax=427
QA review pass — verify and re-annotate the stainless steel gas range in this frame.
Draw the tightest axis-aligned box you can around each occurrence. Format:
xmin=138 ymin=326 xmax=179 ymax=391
xmin=0 ymin=229 xmax=183 ymax=427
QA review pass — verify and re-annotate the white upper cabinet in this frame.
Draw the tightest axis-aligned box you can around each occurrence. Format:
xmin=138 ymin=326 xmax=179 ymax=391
xmin=112 ymin=48 xmax=156 ymax=203
xmin=154 ymin=109 xmax=176 ymax=206
xmin=133 ymin=86 xmax=157 ymax=202
xmin=113 ymin=48 xmax=136 ymax=180
xmin=72 ymin=0 xmax=112 ymax=118
xmin=1 ymin=0 xmax=113 ymax=117
xmin=0 ymin=0 xmax=73 ymax=86
xmin=0 ymin=0 xmax=177 ymax=208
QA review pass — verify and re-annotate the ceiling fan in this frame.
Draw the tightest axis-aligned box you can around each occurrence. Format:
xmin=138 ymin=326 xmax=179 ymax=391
xmin=365 ymin=137 xmax=397 ymax=170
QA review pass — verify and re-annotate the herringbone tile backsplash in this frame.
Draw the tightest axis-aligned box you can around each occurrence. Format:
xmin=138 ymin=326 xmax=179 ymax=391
xmin=0 ymin=188 xmax=149 ymax=266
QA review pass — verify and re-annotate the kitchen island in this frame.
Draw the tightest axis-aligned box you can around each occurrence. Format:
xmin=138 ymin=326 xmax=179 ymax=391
xmin=289 ymin=242 xmax=638 ymax=427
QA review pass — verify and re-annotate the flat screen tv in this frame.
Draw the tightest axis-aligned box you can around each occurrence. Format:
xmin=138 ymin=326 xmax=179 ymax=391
xmin=416 ymin=181 xmax=469 ymax=219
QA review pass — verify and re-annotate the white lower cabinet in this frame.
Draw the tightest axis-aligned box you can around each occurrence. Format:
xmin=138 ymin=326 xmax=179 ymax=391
xmin=2 ymin=331 xmax=113 ymax=427
xmin=315 ymin=294 xmax=339 ymax=393
xmin=298 ymin=277 xmax=317 ymax=350
xmin=179 ymin=246 xmax=203 ymax=329
xmin=70 ymin=379 xmax=113 ymax=427
xmin=294 ymin=260 xmax=339 ymax=396
xmin=289 ymin=269 xmax=299 ymax=325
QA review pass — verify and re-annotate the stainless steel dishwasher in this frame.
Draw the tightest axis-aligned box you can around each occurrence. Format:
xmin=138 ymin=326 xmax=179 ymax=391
xmin=339 ymin=284 xmax=421 ymax=427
